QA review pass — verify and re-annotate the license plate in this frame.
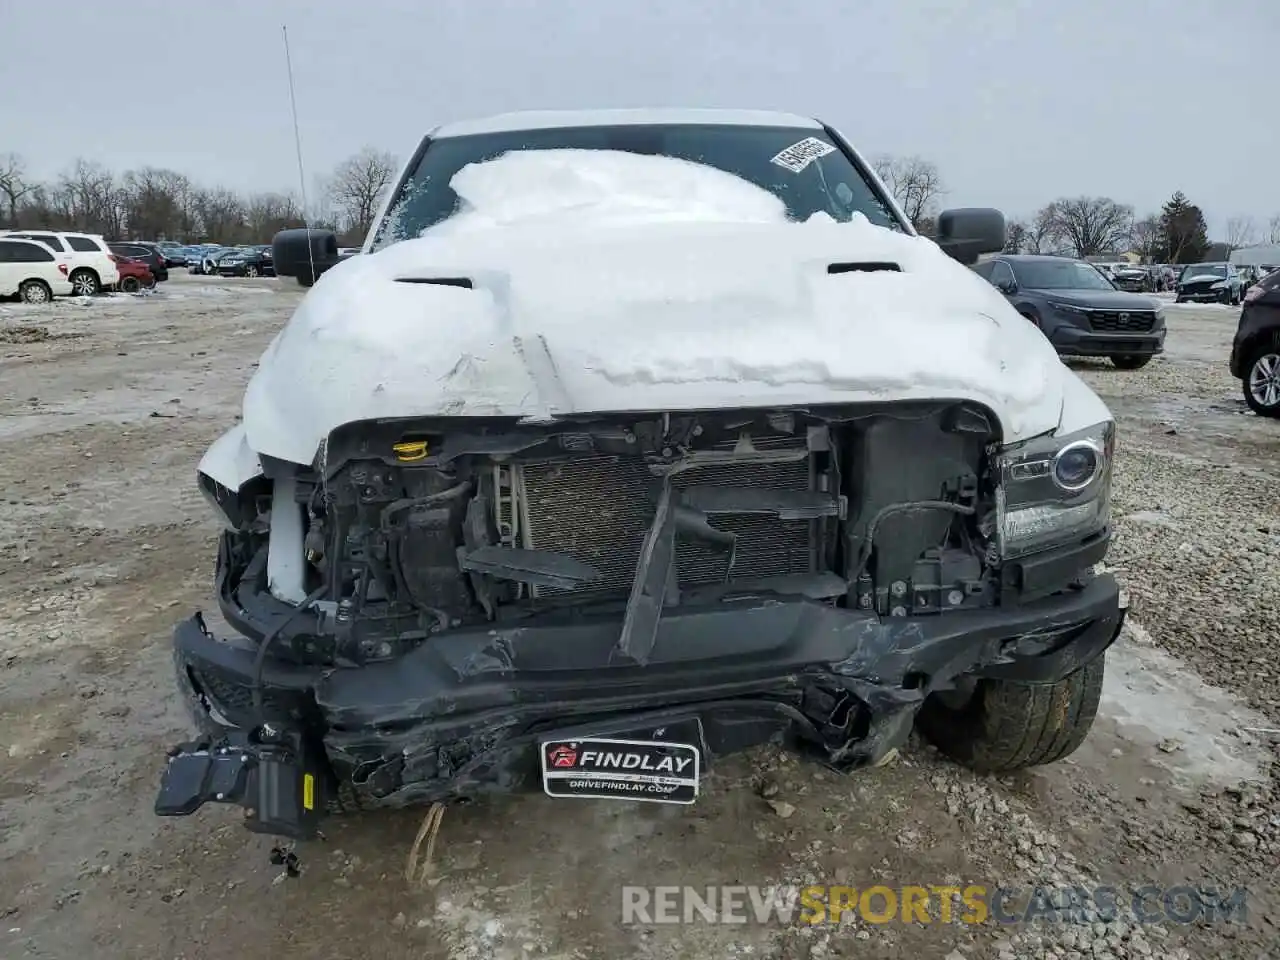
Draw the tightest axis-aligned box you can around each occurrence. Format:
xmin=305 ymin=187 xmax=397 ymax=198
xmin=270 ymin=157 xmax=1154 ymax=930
xmin=540 ymin=736 xmax=700 ymax=804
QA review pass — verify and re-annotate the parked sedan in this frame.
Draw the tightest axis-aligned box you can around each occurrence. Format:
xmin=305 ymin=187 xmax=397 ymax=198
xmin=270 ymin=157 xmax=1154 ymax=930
xmin=194 ymin=247 xmax=236 ymax=275
xmin=1176 ymin=262 xmax=1243 ymax=304
xmin=1110 ymin=264 xmax=1152 ymax=292
xmin=154 ymin=241 xmax=189 ymax=267
xmin=185 ymin=247 xmax=212 ymax=273
xmin=973 ymin=254 xmax=1165 ymax=369
xmin=114 ymin=256 xmax=156 ymax=293
xmin=1230 ymin=267 xmax=1280 ymax=416
xmin=216 ymin=246 xmax=274 ymax=277
xmin=108 ymin=242 xmax=169 ymax=282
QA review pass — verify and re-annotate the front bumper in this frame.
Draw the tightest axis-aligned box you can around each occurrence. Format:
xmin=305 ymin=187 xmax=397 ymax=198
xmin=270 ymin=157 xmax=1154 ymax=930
xmin=1051 ymin=325 xmax=1165 ymax=358
xmin=1178 ymin=287 xmax=1231 ymax=302
xmin=168 ymin=572 xmax=1123 ymax=816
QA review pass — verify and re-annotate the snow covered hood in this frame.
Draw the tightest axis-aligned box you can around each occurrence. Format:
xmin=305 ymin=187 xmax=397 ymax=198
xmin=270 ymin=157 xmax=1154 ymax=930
xmin=243 ymin=151 xmax=1071 ymax=466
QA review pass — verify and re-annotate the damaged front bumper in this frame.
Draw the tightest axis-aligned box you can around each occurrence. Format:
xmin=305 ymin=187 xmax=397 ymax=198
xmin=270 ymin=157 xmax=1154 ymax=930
xmin=157 ymin=573 xmax=1123 ymax=834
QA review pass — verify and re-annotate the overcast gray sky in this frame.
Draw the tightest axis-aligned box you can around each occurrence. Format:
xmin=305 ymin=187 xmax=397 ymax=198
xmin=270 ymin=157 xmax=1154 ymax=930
xmin=2 ymin=0 xmax=1276 ymax=237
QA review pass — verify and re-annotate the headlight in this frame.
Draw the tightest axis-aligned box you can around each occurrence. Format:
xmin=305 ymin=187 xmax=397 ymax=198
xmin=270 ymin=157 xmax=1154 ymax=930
xmin=1048 ymin=300 xmax=1088 ymax=316
xmin=1210 ymin=281 xmax=1226 ymax=289
xmin=995 ymin=421 xmax=1114 ymax=558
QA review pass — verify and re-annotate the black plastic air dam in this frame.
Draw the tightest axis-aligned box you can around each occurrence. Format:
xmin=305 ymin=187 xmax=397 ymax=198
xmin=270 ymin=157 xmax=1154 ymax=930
xmin=174 ymin=574 xmax=1122 ymax=803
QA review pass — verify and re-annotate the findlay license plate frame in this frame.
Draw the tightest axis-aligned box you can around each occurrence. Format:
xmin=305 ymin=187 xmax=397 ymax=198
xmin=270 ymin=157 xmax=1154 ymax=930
xmin=539 ymin=735 xmax=701 ymax=805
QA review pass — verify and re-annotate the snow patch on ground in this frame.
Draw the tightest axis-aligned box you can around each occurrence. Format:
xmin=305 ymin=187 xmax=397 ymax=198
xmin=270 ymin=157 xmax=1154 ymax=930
xmin=1101 ymin=625 xmax=1270 ymax=785
xmin=157 ymin=284 xmax=276 ymax=300
xmin=1163 ymin=301 xmax=1238 ymax=312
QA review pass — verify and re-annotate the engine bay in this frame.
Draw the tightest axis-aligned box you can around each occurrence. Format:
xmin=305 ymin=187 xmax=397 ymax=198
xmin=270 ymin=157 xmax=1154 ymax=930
xmin=216 ymin=402 xmax=1003 ymax=666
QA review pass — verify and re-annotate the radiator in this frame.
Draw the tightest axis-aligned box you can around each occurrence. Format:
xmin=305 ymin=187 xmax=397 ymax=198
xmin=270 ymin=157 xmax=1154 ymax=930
xmin=506 ymin=443 xmax=816 ymax=598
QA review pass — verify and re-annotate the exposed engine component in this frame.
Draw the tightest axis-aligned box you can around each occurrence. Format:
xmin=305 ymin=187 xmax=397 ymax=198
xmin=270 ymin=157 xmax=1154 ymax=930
xmin=241 ymin=404 xmax=998 ymax=665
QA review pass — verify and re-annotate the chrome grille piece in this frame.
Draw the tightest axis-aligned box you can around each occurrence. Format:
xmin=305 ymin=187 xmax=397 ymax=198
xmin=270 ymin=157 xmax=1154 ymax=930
xmin=1089 ymin=310 xmax=1156 ymax=333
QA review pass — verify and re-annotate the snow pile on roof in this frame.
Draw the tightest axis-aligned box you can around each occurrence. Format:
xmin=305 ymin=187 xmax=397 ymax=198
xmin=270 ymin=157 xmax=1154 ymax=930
xmin=426 ymin=149 xmax=789 ymax=236
xmin=242 ymin=151 xmax=1070 ymax=465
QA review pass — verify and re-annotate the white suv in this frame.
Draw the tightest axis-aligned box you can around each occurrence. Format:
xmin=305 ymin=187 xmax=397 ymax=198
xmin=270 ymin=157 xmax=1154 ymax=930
xmin=0 ymin=237 xmax=75 ymax=303
xmin=0 ymin=229 xmax=120 ymax=295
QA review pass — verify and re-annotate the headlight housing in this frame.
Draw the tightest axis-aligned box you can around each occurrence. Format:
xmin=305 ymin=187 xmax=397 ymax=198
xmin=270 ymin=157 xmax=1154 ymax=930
xmin=995 ymin=421 xmax=1114 ymax=558
xmin=1048 ymin=300 xmax=1089 ymax=317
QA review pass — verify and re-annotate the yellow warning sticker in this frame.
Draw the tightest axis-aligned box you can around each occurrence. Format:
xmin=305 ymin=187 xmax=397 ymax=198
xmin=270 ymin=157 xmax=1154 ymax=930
xmin=303 ymin=773 xmax=315 ymax=811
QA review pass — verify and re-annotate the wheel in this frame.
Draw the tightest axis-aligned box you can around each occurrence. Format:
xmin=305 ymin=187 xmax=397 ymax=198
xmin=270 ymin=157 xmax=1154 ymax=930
xmin=69 ymin=269 xmax=100 ymax=296
xmin=297 ymin=275 xmax=314 ymax=288
xmin=1243 ymin=344 xmax=1280 ymax=417
xmin=119 ymin=276 xmax=141 ymax=294
xmin=1111 ymin=355 xmax=1152 ymax=370
xmin=145 ymin=276 xmax=157 ymax=289
xmin=18 ymin=279 xmax=52 ymax=304
xmin=245 ymin=265 xmax=260 ymax=278
xmin=917 ymin=655 xmax=1105 ymax=773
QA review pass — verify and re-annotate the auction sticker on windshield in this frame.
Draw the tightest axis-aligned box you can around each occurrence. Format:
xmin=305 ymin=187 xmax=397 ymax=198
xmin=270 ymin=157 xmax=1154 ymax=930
xmin=540 ymin=737 xmax=700 ymax=804
xmin=770 ymin=137 xmax=837 ymax=173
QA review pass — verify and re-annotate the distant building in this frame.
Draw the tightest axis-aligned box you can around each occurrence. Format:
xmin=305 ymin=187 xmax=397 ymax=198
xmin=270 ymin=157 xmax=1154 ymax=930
xmin=1230 ymin=244 xmax=1280 ymax=268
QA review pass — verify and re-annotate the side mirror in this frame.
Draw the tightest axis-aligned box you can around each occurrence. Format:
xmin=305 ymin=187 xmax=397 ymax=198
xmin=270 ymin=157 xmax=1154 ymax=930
xmin=271 ymin=228 xmax=339 ymax=284
xmin=936 ymin=208 xmax=1006 ymax=265
xmin=997 ymin=278 xmax=1017 ymax=295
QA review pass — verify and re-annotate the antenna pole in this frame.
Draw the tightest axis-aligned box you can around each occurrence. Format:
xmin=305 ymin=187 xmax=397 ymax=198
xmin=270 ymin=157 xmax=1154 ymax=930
xmin=282 ymin=24 xmax=318 ymax=285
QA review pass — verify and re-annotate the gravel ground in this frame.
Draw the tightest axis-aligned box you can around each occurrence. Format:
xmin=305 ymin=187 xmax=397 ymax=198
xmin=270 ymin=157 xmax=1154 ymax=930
xmin=1 ymin=278 xmax=1277 ymax=960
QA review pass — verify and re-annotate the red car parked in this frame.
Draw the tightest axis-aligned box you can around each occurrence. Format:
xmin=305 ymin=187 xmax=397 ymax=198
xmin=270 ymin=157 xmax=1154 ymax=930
xmin=114 ymin=256 xmax=155 ymax=293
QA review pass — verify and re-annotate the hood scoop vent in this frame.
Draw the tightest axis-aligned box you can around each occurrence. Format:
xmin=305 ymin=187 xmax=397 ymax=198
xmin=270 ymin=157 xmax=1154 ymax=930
xmin=827 ymin=261 xmax=901 ymax=275
xmin=395 ymin=276 xmax=474 ymax=289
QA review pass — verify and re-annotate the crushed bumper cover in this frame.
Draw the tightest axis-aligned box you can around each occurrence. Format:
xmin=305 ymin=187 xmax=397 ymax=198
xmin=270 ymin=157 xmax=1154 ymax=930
xmin=166 ymin=573 xmax=1123 ymax=820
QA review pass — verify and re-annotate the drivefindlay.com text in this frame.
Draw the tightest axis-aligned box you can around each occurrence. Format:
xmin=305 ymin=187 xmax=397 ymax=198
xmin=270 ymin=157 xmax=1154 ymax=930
xmin=620 ymin=884 xmax=1249 ymax=926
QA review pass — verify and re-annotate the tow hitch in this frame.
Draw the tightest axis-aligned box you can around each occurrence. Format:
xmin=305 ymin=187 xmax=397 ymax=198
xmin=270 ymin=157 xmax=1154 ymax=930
xmin=155 ymin=724 xmax=329 ymax=854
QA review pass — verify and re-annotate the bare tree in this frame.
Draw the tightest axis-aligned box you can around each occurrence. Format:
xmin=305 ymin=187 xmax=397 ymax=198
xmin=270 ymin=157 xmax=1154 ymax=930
xmin=121 ymin=167 xmax=194 ymax=240
xmin=1004 ymin=220 xmax=1029 ymax=254
xmin=1044 ymin=197 xmax=1133 ymax=258
xmin=1025 ymin=204 xmax=1061 ymax=254
xmin=195 ymin=187 xmax=247 ymax=242
xmin=245 ymin=192 xmax=304 ymax=240
xmin=870 ymin=154 xmax=945 ymax=229
xmin=1225 ymin=216 xmax=1257 ymax=251
xmin=1129 ymin=215 xmax=1161 ymax=262
xmin=0 ymin=153 xmax=36 ymax=227
xmin=1263 ymin=214 xmax=1280 ymax=245
xmin=327 ymin=148 xmax=397 ymax=243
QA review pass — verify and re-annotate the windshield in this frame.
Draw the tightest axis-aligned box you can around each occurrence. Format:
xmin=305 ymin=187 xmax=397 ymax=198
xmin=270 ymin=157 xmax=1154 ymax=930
xmin=1010 ymin=260 xmax=1116 ymax=290
xmin=373 ymin=123 xmax=903 ymax=249
xmin=1181 ymin=264 xmax=1226 ymax=279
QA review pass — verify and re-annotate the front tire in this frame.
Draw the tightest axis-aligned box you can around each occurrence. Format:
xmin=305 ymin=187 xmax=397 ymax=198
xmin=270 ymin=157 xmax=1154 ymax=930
xmin=917 ymin=655 xmax=1105 ymax=773
xmin=119 ymin=276 xmax=141 ymax=294
xmin=1111 ymin=354 xmax=1152 ymax=370
xmin=69 ymin=269 xmax=100 ymax=296
xmin=245 ymin=264 xmax=260 ymax=278
xmin=19 ymin=279 xmax=52 ymax=304
xmin=1243 ymin=345 xmax=1280 ymax=417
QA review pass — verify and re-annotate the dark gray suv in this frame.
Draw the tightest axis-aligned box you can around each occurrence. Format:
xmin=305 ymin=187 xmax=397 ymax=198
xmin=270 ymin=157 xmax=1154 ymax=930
xmin=974 ymin=255 xmax=1166 ymax=370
